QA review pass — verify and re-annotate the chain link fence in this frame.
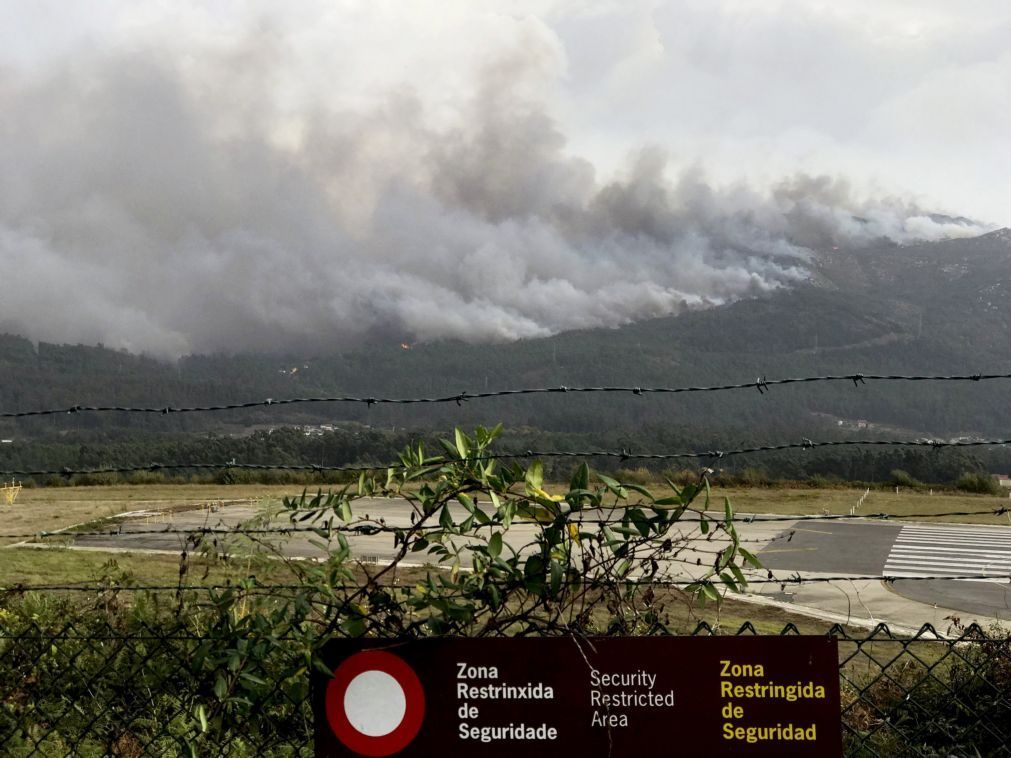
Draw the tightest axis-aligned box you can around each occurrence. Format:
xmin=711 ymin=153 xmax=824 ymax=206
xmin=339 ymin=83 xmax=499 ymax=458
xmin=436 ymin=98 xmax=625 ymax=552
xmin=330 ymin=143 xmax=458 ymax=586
xmin=2 ymin=603 xmax=1010 ymax=757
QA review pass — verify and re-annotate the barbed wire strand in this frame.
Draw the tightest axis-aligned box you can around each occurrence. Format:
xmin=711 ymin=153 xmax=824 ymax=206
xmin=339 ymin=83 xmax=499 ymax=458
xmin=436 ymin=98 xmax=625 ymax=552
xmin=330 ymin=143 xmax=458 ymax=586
xmin=2 ymin=573 xmax=1008 ymax=594
xmin=3 ymin=372 xmax=1010 ymax=418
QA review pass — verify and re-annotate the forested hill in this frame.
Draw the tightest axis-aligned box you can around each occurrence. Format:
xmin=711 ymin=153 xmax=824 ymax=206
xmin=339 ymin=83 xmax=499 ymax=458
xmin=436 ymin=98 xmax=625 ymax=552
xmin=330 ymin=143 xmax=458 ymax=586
xmin=1 ymin=229 xmax=1009 ymax=445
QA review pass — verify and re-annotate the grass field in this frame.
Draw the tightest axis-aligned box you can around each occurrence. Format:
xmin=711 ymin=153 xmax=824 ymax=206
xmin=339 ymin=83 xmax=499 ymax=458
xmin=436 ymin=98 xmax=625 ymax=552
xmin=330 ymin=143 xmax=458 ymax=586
xmin=714 ymin=485 xmax=1011 ymax=524
xmin=0 ymin=484 xmax=300 ymax=545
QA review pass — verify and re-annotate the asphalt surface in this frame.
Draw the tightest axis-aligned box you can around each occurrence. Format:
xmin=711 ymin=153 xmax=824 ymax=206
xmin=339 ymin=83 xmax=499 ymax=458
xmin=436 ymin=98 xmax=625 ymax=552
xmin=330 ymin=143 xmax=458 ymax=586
xmin=757 ymin=519 xmax=1011 ymax=619
xmin=758 ymin=521 xmax=902 ymax=575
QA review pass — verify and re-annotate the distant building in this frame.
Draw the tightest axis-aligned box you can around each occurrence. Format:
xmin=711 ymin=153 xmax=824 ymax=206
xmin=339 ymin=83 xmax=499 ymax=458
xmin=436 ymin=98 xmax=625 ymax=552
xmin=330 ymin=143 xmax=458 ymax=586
xmin=0 ymin=439 xmax=11 ymax=444
xmin=992 ymin=474 xmax=1011 ymax=489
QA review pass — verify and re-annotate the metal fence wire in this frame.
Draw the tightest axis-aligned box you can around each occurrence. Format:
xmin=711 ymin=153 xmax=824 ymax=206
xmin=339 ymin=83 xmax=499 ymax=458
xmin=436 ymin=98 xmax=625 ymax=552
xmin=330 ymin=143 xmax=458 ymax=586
xmin=2 ymin=612 xmax=1010 ymax=757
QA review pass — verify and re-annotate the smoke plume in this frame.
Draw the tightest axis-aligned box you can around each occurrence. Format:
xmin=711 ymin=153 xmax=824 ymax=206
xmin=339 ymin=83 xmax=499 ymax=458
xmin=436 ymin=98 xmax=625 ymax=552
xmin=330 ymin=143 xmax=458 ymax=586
xmin=0 ymin=36 xmax=987 ymax=357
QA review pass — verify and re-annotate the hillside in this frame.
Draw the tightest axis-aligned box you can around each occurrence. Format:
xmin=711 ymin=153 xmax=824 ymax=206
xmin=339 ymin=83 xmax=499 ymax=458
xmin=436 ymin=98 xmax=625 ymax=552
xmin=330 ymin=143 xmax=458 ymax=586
xmin=1 ymin=229 xmax=1009 ymax=447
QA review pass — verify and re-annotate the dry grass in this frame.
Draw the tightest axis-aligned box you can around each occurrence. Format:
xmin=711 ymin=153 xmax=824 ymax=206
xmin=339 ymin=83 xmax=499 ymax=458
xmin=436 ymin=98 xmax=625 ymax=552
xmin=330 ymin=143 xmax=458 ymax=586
xmin=0 ymin=484 xmax=312 ymax=545
xmin=539 ymin=481 xmax=1011 ymax=525
xmin=0 ymin=546 xmax=297 ymax=587
xmin=717 ymin=486 xmax=1011 ymax=524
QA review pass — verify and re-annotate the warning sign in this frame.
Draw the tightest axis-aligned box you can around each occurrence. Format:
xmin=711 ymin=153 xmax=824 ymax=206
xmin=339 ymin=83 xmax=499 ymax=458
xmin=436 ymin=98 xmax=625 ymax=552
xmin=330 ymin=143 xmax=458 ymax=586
xmin=314 ymin=636 xmax=842 ymax=757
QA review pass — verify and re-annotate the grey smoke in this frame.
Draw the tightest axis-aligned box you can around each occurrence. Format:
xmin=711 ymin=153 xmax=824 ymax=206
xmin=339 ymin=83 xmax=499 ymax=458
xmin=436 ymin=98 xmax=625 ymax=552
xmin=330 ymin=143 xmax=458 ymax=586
xmin=0 ymin=44 xmax=987 ymax=358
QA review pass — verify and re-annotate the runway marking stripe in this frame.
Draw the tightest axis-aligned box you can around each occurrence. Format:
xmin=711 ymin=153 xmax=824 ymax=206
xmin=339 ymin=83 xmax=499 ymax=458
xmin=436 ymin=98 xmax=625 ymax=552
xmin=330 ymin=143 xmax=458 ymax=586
xmin=895 ymin=547 xmax=1011 ymax=553
xmin=897 ymin=537 xmax=1006 ymax=541
xmin=884 ymin=565 xmax=1008 ymax=573
xmin=886 ymin=562 xmax=1011 ymax=571
xmin=887 ymin=561 xmax=1011 ymax=571
xmin=890 ymin=546 xmax=1011 ymax=556
xmin=896 ymin=528 xmax=1011 ymax=537
xmin=884 ymin=524 xmax=1011 ymax=579
xmin=889 ymin=541 xmax=1011 ymax=550
xmin=885 ymin=555 xmax=1011 ymax=565
xmin=890 ymin=556 xmax=1011 ymax=565
xmin=885 ymin=573 xmax=1010 ymax=579
xmin=893 ymin=537 xmax=1011 ymax=541
xmin=895 ymin=541 xmax=1011 ymax=550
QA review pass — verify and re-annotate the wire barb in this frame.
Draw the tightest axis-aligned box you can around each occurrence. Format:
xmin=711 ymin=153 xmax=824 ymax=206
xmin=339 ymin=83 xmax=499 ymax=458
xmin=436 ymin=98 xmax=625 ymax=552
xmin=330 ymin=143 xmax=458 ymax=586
xmin=4 ymin=372 xmax=1011 ymax=418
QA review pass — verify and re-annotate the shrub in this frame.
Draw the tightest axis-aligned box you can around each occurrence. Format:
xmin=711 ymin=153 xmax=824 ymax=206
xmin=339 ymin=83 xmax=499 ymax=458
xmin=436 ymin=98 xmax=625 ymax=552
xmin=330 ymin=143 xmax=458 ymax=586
xmin=955 ymin=471 xmax=1001 ymax=495
xmin=889 ymin=469 xmax=921 ymax=488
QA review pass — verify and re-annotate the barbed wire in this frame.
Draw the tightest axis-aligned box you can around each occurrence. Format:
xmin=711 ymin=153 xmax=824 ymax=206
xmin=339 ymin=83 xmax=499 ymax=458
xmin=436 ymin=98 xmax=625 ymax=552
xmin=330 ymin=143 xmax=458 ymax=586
xmin=3 ymin=435 xmax=1009 ymax=478
xmin=3 ymin=372 xmax=1010 ymax=419
xmin=2 ymin=573 xmax=1007 ymax=594
xmin=0 ymin=525 xmax=786 ymax=547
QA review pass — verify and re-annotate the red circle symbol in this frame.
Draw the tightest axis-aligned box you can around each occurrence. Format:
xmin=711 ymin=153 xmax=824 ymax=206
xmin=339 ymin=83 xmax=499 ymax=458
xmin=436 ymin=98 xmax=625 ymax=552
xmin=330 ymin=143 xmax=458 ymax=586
xmin=325 ymin=650 xmax=426 ymax=756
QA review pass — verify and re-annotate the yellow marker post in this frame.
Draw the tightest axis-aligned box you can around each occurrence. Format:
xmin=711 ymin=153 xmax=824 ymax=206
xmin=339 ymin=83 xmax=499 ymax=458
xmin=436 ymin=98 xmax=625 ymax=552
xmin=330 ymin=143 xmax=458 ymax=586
xmin=2 ymin=480 xmax=21 ymax=505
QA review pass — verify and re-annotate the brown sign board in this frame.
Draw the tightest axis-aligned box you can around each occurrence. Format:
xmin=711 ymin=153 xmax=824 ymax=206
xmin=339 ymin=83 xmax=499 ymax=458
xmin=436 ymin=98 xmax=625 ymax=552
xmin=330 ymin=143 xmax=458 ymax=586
xmin=314 ymin=636 xmax=842 ymax=757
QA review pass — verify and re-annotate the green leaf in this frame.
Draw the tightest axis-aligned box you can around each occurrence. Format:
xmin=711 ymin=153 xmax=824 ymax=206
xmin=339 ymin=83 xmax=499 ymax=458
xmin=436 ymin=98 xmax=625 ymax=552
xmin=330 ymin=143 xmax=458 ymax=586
xmin=679 ymin=483 xmax=699 ymax=505
xmin=197 ymin=705 xmax=208 ymax=733
xmin=723 ymin=496 xmax=734 ymax=523
xmin=501 ymin=500 xmax=515 ymax=529
xmin=621 ymin=483 xmax=655 ymax=500
xmin=570 ymin=462 xmax=589 ymax=492
xmin=455 ymin=428 xmax=470 ymax=458
xmin=597 ymin=473 xmax=619 ymax=489
xmin=525 ymin=460 xmax=544 ymax=491
xmin=653 ymin=496 xmax=682 ymax=506
xmin=627 ymin=509 xmax=651 ymax=538
xmin=700 ymin=582 xmax=720 ymax=603
xmin=717 ymin=546 xmax=734 ymax=572
xmin=438 ymin=438 xmax=458 ymax=459
xmin=341 ymin=617 xmax=367 ymax=637
xmin=719 ymin=572 xmax=738 ymax=592
xmin=739 ymin=548 xmax=762 ymax=569
xmin=550 ymin=559 xmax=563 ymax=594
xmin=439 ymin=505 xmax=455 ymax=530
xmin=524 ymin=554 xmax=545 ymax=579
xmin=602 ymin=526 xmax=621 ymax=548
xmin=488 ymin=532 xmax=503 ymax=559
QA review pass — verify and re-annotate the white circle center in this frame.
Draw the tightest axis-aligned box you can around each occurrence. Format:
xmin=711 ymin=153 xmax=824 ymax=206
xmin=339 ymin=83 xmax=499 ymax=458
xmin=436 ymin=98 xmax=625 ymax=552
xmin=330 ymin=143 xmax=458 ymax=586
xmin=344 ymin=670 xmax=407 ymax=737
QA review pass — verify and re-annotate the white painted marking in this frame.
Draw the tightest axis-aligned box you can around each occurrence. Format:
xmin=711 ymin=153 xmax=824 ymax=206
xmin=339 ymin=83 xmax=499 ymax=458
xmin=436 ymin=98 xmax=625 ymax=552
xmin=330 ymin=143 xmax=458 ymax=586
xmin=890 ymin=546 xmax=1011 ymax=557
xmin=885 ymin=524 xmax=1011 ymax=579
xmin=344 ymin=670 xmax=406 ymax=737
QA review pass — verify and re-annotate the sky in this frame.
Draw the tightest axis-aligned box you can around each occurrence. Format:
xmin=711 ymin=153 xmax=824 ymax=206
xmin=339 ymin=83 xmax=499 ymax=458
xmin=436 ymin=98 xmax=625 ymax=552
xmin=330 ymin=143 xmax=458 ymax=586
xmin=1 ymin=0 xmax=1008 ymax=357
